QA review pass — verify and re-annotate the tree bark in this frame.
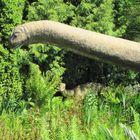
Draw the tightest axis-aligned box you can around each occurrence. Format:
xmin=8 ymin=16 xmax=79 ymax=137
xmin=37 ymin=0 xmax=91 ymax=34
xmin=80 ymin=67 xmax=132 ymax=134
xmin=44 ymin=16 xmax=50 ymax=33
xmin=10 ymin=20 xmax=140 ymax=71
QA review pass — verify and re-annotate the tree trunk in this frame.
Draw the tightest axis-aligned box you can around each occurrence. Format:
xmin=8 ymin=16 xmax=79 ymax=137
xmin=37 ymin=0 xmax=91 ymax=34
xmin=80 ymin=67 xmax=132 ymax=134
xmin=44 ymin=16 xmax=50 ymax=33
xmin=10 ymin=20 xmax=140 ymax=71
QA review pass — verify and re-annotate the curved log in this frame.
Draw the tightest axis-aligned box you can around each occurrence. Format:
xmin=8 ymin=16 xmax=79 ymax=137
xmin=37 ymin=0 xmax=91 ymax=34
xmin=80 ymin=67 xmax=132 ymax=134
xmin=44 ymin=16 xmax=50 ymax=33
xmin=58 ymin=82 xmax=140 ymax=99
xmin=10 ymin=20 xmax=140 ymax=71
xmin=58 ymin=82 xmax=103 ymax=100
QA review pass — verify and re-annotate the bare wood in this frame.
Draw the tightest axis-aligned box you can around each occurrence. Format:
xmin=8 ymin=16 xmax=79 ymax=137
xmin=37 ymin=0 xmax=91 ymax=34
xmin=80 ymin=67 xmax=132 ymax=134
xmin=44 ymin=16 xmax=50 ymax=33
xmin=59 ymin=82 xmax=103 ymax=100
xmin=10 ymin=20 xmax=140 ymax=71
xmin=59 ymin=82 xmax=140 ymax=99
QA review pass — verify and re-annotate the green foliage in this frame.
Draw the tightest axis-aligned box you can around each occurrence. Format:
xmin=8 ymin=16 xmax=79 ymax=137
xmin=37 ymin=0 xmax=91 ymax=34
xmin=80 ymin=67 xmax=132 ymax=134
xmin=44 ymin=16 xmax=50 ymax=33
xmin=0 ymin=44 xmax=64 ymax=112
xmin=0 ymin=45 xmax=23 ymax=113
xmin=0 ymin=0 xmax=25 ymax=46
xmin=84 ymin=89 xmax=98 ymax=125
xmin=20 ymin=0 xmax=140 ymax=88
xmin=0 ymin=0 xmax=140 ymax=139
xmin=120 ymin=123 xmax=139 ymax=140
xmin=65 ymin=0 xmax=138 ymax=87
xmin=0 ymin=86 xmax=140 ymax=140
xmin=125 ymin=1 xmax=140 ymax=42
xmin=113 ymin=0 xmax=131 ymax=36
xmin=27 ymin=0 xmax=75 ymax=22
xmin=25 ymin=62 xmax=63 ymax=108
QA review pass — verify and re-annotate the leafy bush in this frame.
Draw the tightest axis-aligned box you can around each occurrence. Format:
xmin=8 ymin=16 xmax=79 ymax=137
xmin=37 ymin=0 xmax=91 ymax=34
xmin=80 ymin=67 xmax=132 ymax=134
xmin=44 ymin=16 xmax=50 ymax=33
xmin=1 ymin=87 xmax=140 ymax=140
xmin=0 ymin=1 xmax=140 ymax=139
xmin=0 ymin=44 xmax=64 ymax=113
xmin=84 ymin=89 xmax=98 ymax=125
xmin=0 ymin=0 xmax=25 ymax=46
xmin=25 ymin=62 xmax=63 ymax=108
xmin=0 ymin=45 xmax=23 ymax=113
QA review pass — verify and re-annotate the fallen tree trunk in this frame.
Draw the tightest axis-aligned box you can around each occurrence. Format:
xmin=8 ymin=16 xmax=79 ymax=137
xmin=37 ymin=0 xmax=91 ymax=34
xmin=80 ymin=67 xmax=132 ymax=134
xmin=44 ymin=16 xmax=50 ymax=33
xmin=57 ymin=82 xmax=140 ymax=100
xmin=58 ymin=82 xmax=103 ymax=100
xmin=10 ymin=20 xmax=140 ymax=71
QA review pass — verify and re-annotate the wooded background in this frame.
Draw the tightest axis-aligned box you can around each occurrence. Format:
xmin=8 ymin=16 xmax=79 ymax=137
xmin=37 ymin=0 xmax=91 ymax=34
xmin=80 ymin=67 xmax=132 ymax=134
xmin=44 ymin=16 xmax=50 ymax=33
xmin=0 ymin=0 xmax=140 ymax=113
xmin=0 ymin=1 xmax=140 ymax=139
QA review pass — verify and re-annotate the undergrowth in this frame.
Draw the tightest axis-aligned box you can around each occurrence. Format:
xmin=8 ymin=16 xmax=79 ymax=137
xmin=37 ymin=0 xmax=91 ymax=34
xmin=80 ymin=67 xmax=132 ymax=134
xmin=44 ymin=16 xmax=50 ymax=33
xmin=0 ymin=85 xmax=140 ymax=140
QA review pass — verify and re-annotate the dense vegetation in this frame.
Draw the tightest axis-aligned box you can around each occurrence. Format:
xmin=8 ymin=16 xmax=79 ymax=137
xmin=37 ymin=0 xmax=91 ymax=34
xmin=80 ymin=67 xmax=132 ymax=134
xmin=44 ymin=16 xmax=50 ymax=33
xmin=0 ymin=0 xmax=140 ymax=139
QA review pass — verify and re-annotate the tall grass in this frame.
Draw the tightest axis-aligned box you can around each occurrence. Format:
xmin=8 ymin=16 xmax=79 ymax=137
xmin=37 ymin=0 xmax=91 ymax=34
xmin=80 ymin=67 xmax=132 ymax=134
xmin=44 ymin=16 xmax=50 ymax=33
xmin=0 ymin=85 xmax=140 ymax=140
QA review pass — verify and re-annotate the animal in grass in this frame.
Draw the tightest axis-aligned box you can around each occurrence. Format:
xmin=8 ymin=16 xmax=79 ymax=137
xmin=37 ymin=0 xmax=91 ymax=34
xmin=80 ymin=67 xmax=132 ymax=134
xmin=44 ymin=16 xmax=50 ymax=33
xmin=58 ymin=82 xmax=103 ymax=100
xmin=10 ymin=20 xmax=140 ymax=71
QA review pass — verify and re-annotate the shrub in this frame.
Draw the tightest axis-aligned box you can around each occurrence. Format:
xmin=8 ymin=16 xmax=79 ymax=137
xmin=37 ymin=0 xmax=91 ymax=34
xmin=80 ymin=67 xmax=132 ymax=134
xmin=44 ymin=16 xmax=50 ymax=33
xmin=0 ymin=0 xmax=25 ymax=46
xmin=25 ymin=62 xmax=63 ymax=108
xmin=0 ymin=45 xmax=23 ymax=113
